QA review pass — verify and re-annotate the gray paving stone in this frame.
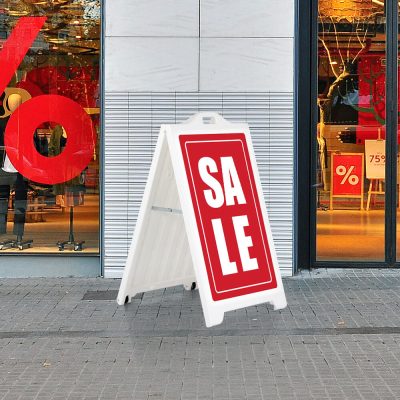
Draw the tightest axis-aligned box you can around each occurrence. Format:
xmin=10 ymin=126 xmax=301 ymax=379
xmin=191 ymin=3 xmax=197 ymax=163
xmin=2 ymin=270 xmax=400 ymax=399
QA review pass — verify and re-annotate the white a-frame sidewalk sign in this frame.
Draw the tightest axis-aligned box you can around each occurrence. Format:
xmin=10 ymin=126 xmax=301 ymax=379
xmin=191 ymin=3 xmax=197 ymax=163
xmin=117 ymin=113 xmax=287 ymax=327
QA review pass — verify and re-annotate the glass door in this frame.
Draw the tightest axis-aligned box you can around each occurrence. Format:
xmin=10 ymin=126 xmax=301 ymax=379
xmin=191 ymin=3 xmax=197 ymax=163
xmin=315 ymin=0 xmax=396 ymax=262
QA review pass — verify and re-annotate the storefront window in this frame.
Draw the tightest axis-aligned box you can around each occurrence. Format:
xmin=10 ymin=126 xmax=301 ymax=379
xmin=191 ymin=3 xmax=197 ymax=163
xmin=0 ymin=1 xmax=100 ymax=253
xmin=316 ymin=0 xmax=386 ymax=260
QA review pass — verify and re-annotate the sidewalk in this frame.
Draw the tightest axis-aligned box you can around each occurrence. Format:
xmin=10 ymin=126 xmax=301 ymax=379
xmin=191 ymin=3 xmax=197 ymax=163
xmin=1 ymin=269 xmax=400 ymax=400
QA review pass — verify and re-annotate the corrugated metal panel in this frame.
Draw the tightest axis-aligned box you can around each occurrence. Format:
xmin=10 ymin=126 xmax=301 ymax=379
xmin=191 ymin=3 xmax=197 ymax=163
xmin=104 ymin=92 xmax=294 ymax=277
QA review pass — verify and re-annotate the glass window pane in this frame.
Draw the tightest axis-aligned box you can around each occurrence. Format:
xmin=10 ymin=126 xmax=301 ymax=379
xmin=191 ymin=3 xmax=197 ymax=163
xmin=0 ymin=1 xmax=100 ymax=253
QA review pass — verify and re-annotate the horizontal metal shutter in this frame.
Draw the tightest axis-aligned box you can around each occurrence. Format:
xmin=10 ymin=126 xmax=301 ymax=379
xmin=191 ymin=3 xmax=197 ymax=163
xmin=104 ymin=92 xmax=294 ymax=277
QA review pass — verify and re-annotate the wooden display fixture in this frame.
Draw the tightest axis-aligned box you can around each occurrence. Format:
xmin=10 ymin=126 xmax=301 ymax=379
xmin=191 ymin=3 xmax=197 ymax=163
xmin=366 ymin=179 xmax=384 ymax=211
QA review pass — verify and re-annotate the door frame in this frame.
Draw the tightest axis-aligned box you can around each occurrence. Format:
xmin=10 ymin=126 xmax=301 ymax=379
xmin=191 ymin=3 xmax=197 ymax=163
xmin=295 ymin=0 xmax=399 ymax=269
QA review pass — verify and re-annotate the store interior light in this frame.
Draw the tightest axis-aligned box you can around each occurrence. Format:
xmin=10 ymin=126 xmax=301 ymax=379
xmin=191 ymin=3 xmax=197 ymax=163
xmin=319 ymin=0 xmax=375 ymax=20
xmin=48 ymin=38 xmax=68 ymax=44
xmin=7 ymin=9 xmax=29 ymax=16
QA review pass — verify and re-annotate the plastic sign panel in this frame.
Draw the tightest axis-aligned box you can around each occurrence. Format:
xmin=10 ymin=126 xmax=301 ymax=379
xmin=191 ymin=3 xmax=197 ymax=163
xmin=180 ymin=134 xmax=277 ymax=300
xmin=331 ymin=153 xmax=364 ymax=196
xmin=365 ymin=140 xmax=385 ymax=180
xmin=330 ymin=153 xmax=364 ymax=210
xmin=117 ymin=113 xmax=287 ymax=327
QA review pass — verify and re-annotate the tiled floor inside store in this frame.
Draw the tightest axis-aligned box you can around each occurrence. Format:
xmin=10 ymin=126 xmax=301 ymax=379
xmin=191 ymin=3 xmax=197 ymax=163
xmin=315 ymin=207 xmax=400 ymax=261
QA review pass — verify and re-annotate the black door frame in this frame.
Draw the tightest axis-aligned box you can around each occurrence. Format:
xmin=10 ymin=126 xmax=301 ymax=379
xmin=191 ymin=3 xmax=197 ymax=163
xmin=295 ymin=0 xmax=399 ymax=270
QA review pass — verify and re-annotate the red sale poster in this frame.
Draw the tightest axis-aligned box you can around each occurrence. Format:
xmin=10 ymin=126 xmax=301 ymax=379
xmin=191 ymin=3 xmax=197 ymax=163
xmin=330 ymin=153 xmax=364 ymax=210
xmin=179 ymin=133 xmax=277 ymax=301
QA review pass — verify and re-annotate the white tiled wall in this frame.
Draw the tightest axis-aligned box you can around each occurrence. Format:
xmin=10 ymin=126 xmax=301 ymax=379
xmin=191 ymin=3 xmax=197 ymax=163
xmin=104 ymin=1 xmax=295 ymax=277
xmin=200 ymin=0 xmax=294 ymax=38
xmin=106 ymin=0 xmax=199 ymax=37
xmin=105 ymin=37 xmax=199 ymax=92
xmin=200 ymin=38 xmax=293 ymax=92
xmin=105 ymin=0 xmax=294 ymax=92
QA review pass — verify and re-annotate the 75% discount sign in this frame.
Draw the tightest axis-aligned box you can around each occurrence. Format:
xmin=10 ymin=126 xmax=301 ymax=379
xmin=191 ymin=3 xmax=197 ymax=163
xmin=365 ymin=140 xmax=385 ymax=180
xmin=0 ymin=17 xmax=95 ymax=185
xmin=330 ymin=153 xmax=364 ymax=210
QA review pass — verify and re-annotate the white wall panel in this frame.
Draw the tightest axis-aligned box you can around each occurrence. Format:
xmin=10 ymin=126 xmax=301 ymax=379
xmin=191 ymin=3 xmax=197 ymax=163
xmin=106 ymin=0 xmax=199 ymax=37
xmin=200 ymin=38 xmax=293 ymax=92
xmin=105 ymin=37 xmax=199 ymax=92
xmin=104 ymin=92 xmax=294 ymax=277
xmin=200 ymin=0 xmax=294 ymax=38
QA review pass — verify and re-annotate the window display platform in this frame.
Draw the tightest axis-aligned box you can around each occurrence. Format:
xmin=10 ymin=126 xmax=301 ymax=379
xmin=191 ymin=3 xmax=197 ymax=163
xmin=0 ymin=194 xmax=99 ymax=254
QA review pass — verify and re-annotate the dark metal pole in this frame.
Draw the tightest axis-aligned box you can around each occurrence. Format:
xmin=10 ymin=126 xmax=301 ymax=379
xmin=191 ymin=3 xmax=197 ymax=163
xmin=294 ymin=0 xmax=316 ymax=271
xmin=385 ymin=0 xmax=398 ymax=265
xmin=69 ymin=207 xmax=74 ymax=243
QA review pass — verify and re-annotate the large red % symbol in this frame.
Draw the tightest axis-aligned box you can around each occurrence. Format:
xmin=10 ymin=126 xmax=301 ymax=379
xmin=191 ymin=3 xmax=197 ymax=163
xmin=335 ymin=165 xmax=359 ymax=185
xmin=2 ymin=17 xmax=95 ymax=184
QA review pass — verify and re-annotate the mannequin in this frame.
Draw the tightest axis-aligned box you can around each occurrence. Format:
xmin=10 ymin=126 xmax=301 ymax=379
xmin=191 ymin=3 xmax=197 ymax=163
xmin=0 ymin=93 xmax=32 ymax=250
xmin=316 ymin=124 xmax=329 ymax=211
xmin=317 ymin=124 xmax=328 ymax=191
xmin=49 ymin=125 xmax=85 ymax=251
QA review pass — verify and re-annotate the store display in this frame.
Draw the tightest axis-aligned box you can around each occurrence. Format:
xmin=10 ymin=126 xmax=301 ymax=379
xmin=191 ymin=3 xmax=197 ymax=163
xmin=0 ymin=93 xmax=32 ymax=250
xmin=316 ymin=0 xmax=388 ymax=260
xmin=0 ymin=1 xmax=100 ymax=254
xmin=317 ymin=127 xmax=328 ymax=191
xmin=329 ymin=153 xmax=364 ymax=210
xmin=57 ymin=207 xmax=84 ymax=252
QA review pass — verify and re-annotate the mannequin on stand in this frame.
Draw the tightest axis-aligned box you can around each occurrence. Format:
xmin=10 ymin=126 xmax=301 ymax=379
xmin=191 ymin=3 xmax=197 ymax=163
xmin=57 ymin=192 xmax=85 ymax=251
xmin=49 ymin=125 xmax=86 ymax=251
xmin=316 ymin=124 xmax=329 ymax=210
xmin=0 ymin=93 xmax=32 ymax=250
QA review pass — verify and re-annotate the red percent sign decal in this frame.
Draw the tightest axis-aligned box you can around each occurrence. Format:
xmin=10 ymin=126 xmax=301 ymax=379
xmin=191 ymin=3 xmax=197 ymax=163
xmin=1 ymin=17 xmax=95 ymax=184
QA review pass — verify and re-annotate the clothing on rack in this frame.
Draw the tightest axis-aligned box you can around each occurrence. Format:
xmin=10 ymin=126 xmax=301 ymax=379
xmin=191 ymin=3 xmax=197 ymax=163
xmin=34 ymin=131 xmax=49 ymax=157
xmin=49 ymin=125 xmax=81 ymax=195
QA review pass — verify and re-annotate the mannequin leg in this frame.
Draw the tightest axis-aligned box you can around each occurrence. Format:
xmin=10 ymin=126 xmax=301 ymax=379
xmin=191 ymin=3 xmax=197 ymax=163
xmin=0 ymin=185 xmax=10 ymax=235
xmin=13 ymin=174 xmax=27 ymax=238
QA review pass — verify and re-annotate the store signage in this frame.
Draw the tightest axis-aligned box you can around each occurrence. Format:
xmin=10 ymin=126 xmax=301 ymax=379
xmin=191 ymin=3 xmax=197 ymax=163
xmin=117 ymin=113 xmax=287 ymax=327
xmin=0 ymin=17 xmax=95 ymax=184
xmin=365 ymin=140 xmax=385 ymax=180
xmin=331 ymin=153 xmax=364 ymax=196
xmin=330 ymin=153 xmax=364 ymax=210
xmin=180 ymin=133 xmax=280 ymax=301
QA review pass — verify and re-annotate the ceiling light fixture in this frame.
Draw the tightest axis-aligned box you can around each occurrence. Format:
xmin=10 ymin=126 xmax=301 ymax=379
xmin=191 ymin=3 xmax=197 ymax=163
xmin=319 ymin=0 xmax=374 ymax=21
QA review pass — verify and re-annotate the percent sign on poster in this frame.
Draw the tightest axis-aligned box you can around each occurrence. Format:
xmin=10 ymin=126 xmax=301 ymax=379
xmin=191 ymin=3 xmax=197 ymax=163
xmin=335 ymin=165 xmax=359 ymax=186
xmin=331 ymin=153 xmax=364 ymax=197
xmin=0 ymin=17 xmax=95 ymax=184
